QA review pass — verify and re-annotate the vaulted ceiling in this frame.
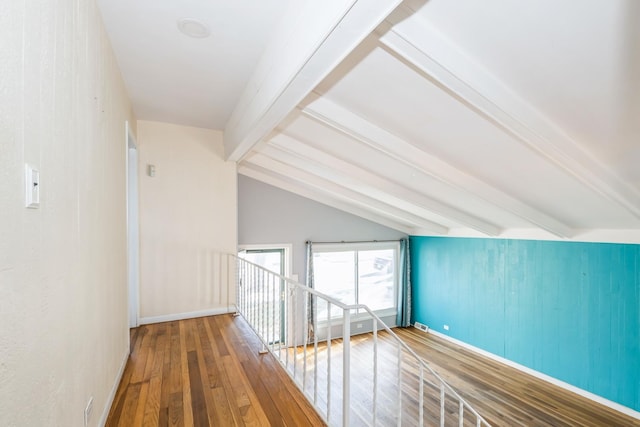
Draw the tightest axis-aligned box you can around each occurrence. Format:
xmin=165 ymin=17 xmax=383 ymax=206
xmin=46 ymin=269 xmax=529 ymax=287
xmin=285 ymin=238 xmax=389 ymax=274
xmin=99 ymin=0 xmax=640 ymax=242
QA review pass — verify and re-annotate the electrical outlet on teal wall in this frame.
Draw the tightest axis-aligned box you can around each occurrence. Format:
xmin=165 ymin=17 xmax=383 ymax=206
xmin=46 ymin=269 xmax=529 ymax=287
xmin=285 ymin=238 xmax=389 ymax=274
xmin=410 ymin=236 xmax=640 ymax=412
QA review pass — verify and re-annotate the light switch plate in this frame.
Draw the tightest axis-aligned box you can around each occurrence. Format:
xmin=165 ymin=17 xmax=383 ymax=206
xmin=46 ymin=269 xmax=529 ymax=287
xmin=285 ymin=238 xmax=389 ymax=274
xmin=25 ymin=164 xmax=40 ymax=208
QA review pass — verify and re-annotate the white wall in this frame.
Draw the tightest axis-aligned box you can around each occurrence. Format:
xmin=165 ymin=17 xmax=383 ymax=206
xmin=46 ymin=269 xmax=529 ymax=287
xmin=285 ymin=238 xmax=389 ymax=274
xmin=0 ymin=1 xmax=134 ymax=426
xmin=138 ymin=121 xmax=237 ymax=321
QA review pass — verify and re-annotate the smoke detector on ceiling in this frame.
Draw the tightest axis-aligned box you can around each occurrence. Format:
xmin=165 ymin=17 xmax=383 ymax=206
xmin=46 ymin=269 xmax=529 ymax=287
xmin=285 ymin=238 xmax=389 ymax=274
xmin=177 ymin=18 xmax=211 ymax=39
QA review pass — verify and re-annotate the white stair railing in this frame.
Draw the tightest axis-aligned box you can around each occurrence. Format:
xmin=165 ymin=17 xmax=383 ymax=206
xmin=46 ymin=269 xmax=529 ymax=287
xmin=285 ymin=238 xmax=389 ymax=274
xmin=229 ymin=253 xmax=492 ymax=427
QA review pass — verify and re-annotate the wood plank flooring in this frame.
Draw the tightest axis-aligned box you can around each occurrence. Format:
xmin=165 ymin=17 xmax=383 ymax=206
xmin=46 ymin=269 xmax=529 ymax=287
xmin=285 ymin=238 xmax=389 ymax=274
xmin=280 ymin=327 xmax=639 ymax=426
xmin=105 ymin=314 xmax=326 ymax=427
xmin=107 ymin=315 xmax=639 ymax=426
xmin=394 ymin=328 xmax=640 ymax=427
xmin=278 ymin=328 xmax=639 ymax=426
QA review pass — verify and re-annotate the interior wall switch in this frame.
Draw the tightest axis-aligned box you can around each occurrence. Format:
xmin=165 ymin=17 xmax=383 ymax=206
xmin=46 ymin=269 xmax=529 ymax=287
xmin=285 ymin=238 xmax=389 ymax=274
xmin=25 ymin=164 xmax=40 ymax=208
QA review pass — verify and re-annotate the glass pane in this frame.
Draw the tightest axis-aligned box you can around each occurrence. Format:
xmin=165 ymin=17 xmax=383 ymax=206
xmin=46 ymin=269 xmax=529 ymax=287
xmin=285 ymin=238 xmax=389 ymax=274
xmin=358 ymin=249 xmax=395 ymax=311
xmin=241 ymin=250 xmax=283 ymax=343
xmin=242 ymin=251 xmax=282 ymax=274
xmin=313 ymin=251 xmax=356 ymax=318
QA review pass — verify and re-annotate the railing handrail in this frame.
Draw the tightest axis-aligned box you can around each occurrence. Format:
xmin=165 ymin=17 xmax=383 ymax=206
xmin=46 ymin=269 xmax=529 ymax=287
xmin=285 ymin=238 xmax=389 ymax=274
xmin=235 ymin=254 xmax=357 ymax=310
xmin=231 ymin=252 xmax=491 ymax=426
xmin=356 ymin=304 xmax=489 ymax=424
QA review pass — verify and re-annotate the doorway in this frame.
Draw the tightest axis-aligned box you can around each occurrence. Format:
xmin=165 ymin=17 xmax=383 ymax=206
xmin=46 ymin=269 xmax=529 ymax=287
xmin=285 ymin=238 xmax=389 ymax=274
xmin=238 ymin=245 xmax=290 ymax=344
xmin=126 ymin=122 xmax=139 ymax=328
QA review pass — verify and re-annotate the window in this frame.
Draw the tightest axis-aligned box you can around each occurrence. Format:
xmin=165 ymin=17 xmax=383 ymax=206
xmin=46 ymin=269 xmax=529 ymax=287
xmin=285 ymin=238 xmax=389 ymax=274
xmin=312 ymin=241 xmax=399 ymax=319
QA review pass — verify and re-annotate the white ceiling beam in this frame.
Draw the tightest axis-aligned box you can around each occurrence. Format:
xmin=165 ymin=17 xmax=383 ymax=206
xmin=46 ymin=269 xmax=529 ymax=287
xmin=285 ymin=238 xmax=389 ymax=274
xmin=223 ymin=0 xmax=403 ymax=162
xmin=242 ymin=157 xmax=447 ymax=234
xmin=264 ymin=135 xmax=501 ymax=235
xmin=377 ymin=6 xmax=640 ymax=219
xmin=239 ymin=164 xmax=417 ymax=235
xmin=302 ymin=97 xmax=575 ymax=238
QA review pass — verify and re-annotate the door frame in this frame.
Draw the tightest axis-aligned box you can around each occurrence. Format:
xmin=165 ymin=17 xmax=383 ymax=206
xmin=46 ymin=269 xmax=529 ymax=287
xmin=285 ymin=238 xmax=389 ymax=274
xmin=125 ymin=121 xmax=140 ymax=328
xmin=238 ymin=244 xmax=292 ymax=279
xmin=238 ymin=244 xmax=292 ymax=343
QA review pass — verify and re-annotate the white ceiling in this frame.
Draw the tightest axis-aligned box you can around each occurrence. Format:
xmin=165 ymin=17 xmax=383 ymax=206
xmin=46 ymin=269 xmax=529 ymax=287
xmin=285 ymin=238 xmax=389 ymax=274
xmin=97 ymin=0 xmax=290 ymax=129
xmin=99 ymin=0 xmax=640 ymax=242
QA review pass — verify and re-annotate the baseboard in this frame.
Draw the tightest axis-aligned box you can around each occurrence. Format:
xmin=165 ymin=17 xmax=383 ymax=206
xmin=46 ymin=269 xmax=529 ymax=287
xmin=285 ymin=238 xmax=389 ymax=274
xmin=99 ymin=349 xmax=129 ymax=427
xmin=425 ymin=328 xmax=640 ymax=420
xmin=138 ymin=306 xmax=234 ymax=325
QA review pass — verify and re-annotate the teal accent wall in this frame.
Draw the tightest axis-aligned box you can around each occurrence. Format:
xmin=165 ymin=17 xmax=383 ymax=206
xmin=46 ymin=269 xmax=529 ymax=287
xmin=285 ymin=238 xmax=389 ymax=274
xmin=410 ymin=236 xmax=640 ymax=411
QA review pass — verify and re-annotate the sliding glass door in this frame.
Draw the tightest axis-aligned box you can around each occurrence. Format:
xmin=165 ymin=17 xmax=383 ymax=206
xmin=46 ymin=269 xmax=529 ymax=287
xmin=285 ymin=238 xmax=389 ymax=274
xmin=239 ymin=248 xmax=285 ymax=344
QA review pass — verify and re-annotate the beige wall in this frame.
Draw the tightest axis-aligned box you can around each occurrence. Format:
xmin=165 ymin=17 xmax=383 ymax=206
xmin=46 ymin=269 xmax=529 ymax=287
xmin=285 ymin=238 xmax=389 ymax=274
xmin=137 ymin=121 xmax=237 ymax=321
xmin=0 ymin=1 xmax=134 ymax=426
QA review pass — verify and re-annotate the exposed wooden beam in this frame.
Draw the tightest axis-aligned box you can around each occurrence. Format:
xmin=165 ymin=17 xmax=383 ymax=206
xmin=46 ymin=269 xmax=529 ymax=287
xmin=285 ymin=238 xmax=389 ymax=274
xmin=263 ymin=135 xmax=500 ymax=235
xmin=244 ymin=154 xmax=448 ymax=234
xmin=302 ymin=97 xmax=575 ymax=238
xmin=239 ymin=165 xmax=415 ymax=234
xmin=377 ymin=6 xmax=640 ymax=219
xmin=223 ymin=0 xmax=403 ymax=162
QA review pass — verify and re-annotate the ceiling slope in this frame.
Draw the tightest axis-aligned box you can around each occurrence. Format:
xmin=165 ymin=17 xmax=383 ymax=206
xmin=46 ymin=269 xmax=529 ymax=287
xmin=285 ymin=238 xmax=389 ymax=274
xmin=223 ymin=0 xmax=404 ymax=161
xmin=239 ymin=0 xmax=640 ymax=242
xmin=97 ymin=0 xmax=291 ymax=129
xmin=99 ymin=0 xmax=640 ymax=242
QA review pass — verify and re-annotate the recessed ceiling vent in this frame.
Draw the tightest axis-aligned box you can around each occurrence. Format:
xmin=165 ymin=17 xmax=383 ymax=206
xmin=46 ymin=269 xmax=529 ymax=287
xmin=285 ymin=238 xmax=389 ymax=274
xmin=177 ymin=18 xmax=211 ymax=39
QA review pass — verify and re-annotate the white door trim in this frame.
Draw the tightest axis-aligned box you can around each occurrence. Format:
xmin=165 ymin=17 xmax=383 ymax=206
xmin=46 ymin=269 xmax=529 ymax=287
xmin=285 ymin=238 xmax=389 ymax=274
xmin=126 ymin=121 xmax=140 ymax=328
xmin=238 ymin=243 xmax=293 ymax=280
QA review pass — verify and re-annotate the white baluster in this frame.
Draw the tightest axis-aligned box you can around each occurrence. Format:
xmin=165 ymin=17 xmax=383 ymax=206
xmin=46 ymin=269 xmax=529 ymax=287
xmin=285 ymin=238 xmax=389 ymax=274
xmin=342 ymin=309 xmax=350 ymax=427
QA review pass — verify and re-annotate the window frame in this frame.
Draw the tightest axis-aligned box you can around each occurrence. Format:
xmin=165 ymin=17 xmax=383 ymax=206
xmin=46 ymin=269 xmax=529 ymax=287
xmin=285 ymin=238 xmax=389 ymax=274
xmin=312 ymin=241 xmax=400 ymax=320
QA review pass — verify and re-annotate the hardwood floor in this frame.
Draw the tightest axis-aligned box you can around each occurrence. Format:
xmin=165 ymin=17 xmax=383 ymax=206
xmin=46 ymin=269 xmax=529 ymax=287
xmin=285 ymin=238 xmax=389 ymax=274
xmin=279 ymin=328 xmax=639 ymax=426
xmin=394 ymin=328 xmax=640 ymax=427
xmin=105 ymin=314 xmax=326 ymax=427
xmin=107 ymin=315 xmax=639 ymax=426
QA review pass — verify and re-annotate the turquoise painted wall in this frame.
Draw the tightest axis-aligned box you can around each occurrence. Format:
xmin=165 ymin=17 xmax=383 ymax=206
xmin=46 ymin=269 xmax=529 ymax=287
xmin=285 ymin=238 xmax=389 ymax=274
xmin=410 ymin=236 xmax=640 ymax=411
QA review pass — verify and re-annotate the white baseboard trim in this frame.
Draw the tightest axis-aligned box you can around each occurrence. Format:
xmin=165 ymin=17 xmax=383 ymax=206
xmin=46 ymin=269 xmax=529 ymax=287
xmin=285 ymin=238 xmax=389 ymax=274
xmin=139 ymin=306 xmax=235 ymax=325
xmin=425 ymin=328 xmax=640 ymax=420
xmin=99 ymin=349 xmax=129 ymax=427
